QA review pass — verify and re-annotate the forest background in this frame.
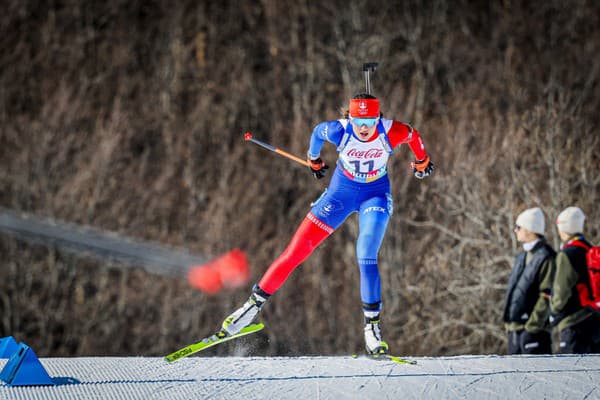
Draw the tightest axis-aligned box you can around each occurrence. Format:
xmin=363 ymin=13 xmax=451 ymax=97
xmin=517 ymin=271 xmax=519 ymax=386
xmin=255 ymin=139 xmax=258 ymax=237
xmin=0 ymin=0 xmax=598 ymax=357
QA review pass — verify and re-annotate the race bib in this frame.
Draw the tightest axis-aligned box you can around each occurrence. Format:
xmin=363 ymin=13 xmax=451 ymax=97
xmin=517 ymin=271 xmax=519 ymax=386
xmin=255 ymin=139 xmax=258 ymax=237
xmin=338 ymin=135 xmax=390 ymax=182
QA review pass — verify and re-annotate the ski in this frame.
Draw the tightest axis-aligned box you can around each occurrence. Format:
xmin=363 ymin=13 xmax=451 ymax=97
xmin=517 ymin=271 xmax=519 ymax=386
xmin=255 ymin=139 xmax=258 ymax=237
xmin=351 ymin=353 xmax=417 ymax=365
xmin=164 ymin=323 xmax=264 ymax=363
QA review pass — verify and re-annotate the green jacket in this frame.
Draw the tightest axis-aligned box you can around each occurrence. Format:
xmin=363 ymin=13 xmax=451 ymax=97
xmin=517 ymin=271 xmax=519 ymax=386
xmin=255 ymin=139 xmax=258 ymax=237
xmin=505 ymin=243 xmax=555 ymax=333
xmin=550 ymin=235 xmax=594 ymax=331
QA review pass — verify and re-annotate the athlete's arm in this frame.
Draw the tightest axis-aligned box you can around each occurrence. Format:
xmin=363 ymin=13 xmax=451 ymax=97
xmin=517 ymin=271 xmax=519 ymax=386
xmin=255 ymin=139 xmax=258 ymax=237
xmin=307 ymin=120 xmax=346 ymax=160
xmin=386 ymin=121 xmax=427 ymax=160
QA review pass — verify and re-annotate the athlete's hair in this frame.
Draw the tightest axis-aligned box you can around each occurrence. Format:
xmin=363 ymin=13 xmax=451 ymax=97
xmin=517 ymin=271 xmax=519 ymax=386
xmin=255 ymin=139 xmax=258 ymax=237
xmin=353 ymin=93 xmax=377 ymax=100
xmin=341 ymin=93 xmax=382 ymax=119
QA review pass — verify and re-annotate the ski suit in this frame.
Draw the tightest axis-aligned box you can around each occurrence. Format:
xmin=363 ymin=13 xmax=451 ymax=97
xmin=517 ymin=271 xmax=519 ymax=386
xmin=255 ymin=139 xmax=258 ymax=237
xmin=258 ymin=117 xmax=428 ymax=311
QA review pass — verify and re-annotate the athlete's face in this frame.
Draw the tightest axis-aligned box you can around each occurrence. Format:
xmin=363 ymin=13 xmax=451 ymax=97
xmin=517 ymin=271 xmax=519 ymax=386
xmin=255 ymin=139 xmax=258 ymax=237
xmin=351 ymin=121 xmax=378 ymax=141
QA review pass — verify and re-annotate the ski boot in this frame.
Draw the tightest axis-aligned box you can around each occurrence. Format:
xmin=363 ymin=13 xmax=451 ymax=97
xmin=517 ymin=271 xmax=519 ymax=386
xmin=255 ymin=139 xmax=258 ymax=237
xmin=221 ymin=285 xmax=270 ymax=336
xmin=364 ymin=315 xmax=389 ymax=355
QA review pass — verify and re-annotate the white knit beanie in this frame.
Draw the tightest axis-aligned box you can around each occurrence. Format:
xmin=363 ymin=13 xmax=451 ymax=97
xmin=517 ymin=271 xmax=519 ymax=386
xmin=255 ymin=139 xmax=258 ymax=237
xmin=556 ymin=206 xmax=585 ymax=234
xmin=516 ymin=207 xmax=545 ymax=235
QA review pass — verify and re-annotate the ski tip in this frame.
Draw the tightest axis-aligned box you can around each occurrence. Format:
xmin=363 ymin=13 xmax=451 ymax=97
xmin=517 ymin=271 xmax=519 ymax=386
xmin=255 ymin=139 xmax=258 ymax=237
xmin=246 ymin=322 xmax=265 ymax=331
xmin=388 ymin=355 xmax=417 ymax=365
xmin=244 ymin=132 xmax=253 ymax=141
xmin=351 ymin=353 xmax=417 ymax=365
xmin=164 ymin=354 xmax=180 ymax=363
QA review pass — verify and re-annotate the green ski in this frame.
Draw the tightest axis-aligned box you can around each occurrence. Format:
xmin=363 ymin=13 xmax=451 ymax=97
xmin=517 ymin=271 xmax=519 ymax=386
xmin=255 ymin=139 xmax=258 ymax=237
xmin=351 ymin=353 xmax=417 ymax=365
xmin=164 ymin=323 xmax=264 ymax=363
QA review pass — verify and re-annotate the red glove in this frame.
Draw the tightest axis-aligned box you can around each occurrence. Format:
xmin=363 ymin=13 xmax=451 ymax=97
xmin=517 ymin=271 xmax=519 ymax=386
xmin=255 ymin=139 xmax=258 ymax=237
xmin=308 ymin=158 xmax=329 ymax=179
xmin=410 ymin=155 xmax=434 ymax=179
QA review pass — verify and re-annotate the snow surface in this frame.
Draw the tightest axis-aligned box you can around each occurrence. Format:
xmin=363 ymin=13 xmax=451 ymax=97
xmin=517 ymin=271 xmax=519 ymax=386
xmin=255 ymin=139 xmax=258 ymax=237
xmin=1 ymin=354 xmax=599 ymax=399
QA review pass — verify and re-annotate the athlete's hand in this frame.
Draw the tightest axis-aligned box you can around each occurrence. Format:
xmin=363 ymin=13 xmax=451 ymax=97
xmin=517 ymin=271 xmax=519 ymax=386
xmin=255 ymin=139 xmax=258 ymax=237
xmin=411 ymin=155 xmax=434 ymax=179
xmin=308 ymin=157 xmax=329 ymax=179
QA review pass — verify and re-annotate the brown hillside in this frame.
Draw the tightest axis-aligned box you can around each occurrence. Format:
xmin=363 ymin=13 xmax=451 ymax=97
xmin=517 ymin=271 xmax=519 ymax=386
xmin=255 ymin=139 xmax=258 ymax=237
xmin=1 ymin=0 xmax=598 ymax=356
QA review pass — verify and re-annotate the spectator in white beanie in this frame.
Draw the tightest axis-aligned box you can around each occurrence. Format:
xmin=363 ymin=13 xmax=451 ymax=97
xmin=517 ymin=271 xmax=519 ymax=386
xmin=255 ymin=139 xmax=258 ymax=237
xmin=503 ymin=207 xmax=554 ymax=354
xmin=550 ymin=206 xmax=600 ymax=353
xmin=516 ymin=207 xmax=546 ymax=236
xmin=556 ymin=206 xmax=585 ymax=238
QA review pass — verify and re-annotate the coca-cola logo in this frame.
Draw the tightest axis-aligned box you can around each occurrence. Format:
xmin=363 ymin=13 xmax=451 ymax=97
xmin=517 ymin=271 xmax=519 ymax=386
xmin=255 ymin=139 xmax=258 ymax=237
xmin=346 ymin=148 xmax=384 ymax=159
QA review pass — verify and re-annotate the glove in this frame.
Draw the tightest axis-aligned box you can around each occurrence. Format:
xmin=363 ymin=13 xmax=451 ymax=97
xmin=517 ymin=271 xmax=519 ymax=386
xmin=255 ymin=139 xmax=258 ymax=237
xmin=411 ymin=155 xmax=434 ymax=179
xmin=308 ymin=157 xmax=329 ymax=179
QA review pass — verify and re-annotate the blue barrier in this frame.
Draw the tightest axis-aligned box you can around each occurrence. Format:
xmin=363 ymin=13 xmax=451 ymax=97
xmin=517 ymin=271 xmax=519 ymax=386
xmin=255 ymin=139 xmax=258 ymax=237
xmin=0 ymin=337 xmax=18 ymax=358
xmin=0 ymin=343 xmax=54 ymax=386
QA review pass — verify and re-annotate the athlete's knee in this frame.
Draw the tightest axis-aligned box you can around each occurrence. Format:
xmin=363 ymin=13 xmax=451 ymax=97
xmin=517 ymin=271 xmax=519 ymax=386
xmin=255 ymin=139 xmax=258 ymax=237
xmin=357 ymin=236 xmax=382 ymax=258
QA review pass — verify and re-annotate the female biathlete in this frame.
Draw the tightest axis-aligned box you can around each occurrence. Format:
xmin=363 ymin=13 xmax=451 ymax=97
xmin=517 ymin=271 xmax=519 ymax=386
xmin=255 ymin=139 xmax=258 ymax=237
xmin=220 ymin=93 xmax=433 ymax=355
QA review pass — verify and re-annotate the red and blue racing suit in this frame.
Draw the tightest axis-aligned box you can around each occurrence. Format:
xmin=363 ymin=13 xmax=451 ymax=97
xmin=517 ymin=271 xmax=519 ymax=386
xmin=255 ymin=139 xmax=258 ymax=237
xmin=258 ymin=118 xmax=428 ymax=312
